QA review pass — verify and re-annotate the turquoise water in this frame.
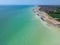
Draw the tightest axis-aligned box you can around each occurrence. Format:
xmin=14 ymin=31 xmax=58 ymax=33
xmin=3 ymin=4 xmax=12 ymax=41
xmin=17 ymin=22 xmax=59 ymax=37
xmin=0 ymin=5 xmax=60 ymax=45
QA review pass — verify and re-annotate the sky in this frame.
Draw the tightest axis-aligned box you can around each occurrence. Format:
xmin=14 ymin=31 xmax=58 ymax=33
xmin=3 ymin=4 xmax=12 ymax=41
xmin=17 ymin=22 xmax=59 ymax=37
xmin=0 ymin=0 xmax=60 ymax=5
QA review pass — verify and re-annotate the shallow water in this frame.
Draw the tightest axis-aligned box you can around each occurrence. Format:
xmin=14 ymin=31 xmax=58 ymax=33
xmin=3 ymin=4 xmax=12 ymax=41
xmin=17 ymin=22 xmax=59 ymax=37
xmin=0 ymin=5 xmax=60 ymax=45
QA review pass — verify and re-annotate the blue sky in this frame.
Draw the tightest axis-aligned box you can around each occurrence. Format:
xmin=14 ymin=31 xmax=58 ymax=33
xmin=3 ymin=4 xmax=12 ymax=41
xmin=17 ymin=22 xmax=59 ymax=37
xmin=0 ymin=0 xmax=60 ymax=5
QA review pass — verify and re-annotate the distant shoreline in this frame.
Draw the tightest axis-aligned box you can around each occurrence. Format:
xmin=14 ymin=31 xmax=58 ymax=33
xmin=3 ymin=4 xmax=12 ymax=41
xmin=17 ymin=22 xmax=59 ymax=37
xmin=33 ymin=6 xmax=60 ymax=28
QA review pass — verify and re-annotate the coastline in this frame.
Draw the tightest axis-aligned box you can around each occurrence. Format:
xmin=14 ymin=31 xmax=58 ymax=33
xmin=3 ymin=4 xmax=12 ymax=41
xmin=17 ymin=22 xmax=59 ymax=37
xmin=33 ymin=6 xmax=60 ymax=30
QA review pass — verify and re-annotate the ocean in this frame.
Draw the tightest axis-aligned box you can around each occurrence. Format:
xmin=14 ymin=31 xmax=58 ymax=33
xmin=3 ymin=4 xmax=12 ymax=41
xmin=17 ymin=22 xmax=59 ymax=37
xmin=0 ymin=5 xmax=60 ymax=45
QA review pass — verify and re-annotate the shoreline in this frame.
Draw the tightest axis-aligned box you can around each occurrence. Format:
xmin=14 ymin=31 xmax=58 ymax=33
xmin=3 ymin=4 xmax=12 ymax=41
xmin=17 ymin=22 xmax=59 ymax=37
xmin=33 ymin=6 xmax=60 ymax=28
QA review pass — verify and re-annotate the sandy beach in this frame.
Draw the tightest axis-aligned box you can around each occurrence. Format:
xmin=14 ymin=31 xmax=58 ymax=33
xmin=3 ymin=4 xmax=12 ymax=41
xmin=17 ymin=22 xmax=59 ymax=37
xmin=33 ymin=6 xmax=60 ymax=28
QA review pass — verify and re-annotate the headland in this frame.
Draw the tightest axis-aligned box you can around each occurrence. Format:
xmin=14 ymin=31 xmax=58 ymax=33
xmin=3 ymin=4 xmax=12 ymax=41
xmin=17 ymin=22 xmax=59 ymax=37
xmin=33 ymin=6 xmax=60 ymax=28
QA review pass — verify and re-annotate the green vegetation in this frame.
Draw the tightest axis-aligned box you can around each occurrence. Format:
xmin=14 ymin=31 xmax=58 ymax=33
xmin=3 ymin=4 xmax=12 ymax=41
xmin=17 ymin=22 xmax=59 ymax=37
xmin=48 ymin=8 xmax=60 ymax=21
xmin=48 ymin=14 xmax=60 ymax=18
xmin=55 ymin=8 xmax=60 ymax=14
xmin=48 ymin=14 xmax=60 ymax=21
